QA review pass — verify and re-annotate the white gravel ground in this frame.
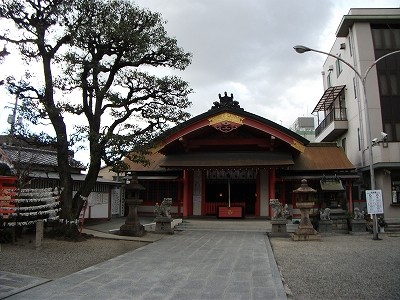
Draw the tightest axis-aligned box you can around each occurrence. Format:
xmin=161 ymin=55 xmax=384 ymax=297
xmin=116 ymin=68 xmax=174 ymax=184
xmin=270 ymin=233 xmax=400 ymax=300
xmin=0 ymin=233 xmax=148 ymax=280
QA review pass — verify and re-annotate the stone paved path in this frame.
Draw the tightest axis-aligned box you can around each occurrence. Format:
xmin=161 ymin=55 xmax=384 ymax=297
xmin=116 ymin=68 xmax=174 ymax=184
xmin=0 ymin=271 xmax=50 ymax=299
xmin=3 ymin=230 xmax=286 ymax=300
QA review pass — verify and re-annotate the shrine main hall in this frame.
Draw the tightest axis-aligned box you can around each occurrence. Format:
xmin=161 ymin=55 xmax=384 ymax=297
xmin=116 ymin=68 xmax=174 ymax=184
xmin=118 ymin=93 xmax=357 ymax=220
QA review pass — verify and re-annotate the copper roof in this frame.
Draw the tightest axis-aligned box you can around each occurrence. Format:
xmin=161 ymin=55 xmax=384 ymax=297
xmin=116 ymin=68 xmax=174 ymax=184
xmin=125 ymin=144 xmax=354 ymax=172
xmin=312 ymin=85 xmax=345 ymax=113
xmin=290 ymin=143 xmax=355 ymax=171
xmin=123 ymin=152 xmax=167 ymax=172
xmin=320 ymin=177 xmax=345 ymax=191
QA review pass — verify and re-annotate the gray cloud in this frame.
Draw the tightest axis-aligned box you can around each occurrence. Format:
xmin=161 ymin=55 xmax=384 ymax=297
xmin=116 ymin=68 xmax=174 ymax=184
xmin=136 ymin=0 xmax=335 ymax=124
xmin=1 ymin=0 xmax=398 ymax=135
xmin=134 ymin=0 xmax=398 ymax=127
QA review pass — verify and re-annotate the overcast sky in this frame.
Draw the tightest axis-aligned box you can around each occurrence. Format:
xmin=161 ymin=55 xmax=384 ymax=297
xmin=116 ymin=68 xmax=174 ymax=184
xmin=133 ymin=0 xmax=399 ymax=128
xmin=0 ymin=0 xmax=399 ymax=155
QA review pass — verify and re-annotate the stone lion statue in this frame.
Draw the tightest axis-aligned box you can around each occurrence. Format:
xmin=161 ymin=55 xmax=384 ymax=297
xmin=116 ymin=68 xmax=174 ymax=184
xmin=353 ymin=207 xmax=365 ymax=220
xmin=155 ymin=198 xmax=172 ymax=218
xmin=269 ymin=199 xmax=289 ymax=219
xmin=320 ymin=208 xmax=331 ymax=220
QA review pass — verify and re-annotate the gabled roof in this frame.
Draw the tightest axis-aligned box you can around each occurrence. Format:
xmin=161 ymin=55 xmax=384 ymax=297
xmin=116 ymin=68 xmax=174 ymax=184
xmin=121 ymin=95 xmax=357 ymax=174
xmin=153 ymin=93 xmax=309 ymax=155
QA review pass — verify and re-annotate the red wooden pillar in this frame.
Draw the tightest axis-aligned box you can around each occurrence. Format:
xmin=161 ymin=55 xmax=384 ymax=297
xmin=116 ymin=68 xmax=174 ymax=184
xmin=268 ymin=168 xmax=276 ymax=217
xmin=183 ymin=169 xmax=190 ymax=217
xmin=182 ymin=169 xmax=194 ymax=217
xmin=201 ymin=171 xmax=206 ymax=216
xmin=255 ymin=171 xmax=260 ymax=216
xmin=348 ymin=180 xmax=353 ymax=213
xmin=177 ymin=178 xmax=183 ymax=216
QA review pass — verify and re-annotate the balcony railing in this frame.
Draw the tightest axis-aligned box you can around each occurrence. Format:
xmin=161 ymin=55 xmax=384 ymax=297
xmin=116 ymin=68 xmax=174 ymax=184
xmin=315 ymin=108 xmax=347 ymax=137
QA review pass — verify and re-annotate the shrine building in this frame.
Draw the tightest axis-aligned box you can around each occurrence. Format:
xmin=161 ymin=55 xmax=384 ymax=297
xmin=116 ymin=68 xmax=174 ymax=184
xmin=116 ymin=93 xmax=358 ymax=220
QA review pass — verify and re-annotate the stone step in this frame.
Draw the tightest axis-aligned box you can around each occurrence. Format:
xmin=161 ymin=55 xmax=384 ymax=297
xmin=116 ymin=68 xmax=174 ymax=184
xmin=385 ymin=223 xmax=400 ymax=232
xmin=175 ymin=220 xmax=299 ymax=233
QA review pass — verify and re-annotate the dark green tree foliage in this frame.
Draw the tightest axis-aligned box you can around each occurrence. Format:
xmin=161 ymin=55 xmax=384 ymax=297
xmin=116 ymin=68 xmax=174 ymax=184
xmin=0 ymin=0 xmax=192 ymax=236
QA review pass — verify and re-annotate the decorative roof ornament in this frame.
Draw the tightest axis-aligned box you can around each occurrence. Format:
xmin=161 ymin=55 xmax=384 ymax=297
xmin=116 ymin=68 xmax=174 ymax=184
xmin=210 ymin=92 xmax=242 ymax=110
xmin=208 ymin=112 xmax=244 ymax=133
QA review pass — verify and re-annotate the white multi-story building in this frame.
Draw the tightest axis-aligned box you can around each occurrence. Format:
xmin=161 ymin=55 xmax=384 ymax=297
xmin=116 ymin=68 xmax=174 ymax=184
xmin=290 ymin=117 xmax=316 ymax=142
xmin=310 ymin=8 xmax=400 ymax=222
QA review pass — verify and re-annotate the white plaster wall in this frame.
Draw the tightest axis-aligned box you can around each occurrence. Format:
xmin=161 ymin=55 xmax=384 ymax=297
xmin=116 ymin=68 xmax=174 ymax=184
xmin=89 ymin=204 xmax=109 ymax=218
xmin=78 ymin=191 xmax=109 ymax=219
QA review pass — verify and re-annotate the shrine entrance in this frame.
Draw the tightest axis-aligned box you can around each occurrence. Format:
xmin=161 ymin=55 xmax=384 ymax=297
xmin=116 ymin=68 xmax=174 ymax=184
xmin=205 ymin=169 xmax=257 ymax=216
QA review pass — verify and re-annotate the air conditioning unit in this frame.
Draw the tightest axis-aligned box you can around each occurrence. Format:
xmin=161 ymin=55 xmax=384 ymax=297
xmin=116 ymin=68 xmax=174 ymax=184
xmin=340 ymin=43 xmax=346 ymax=49
xmin=328 ymin=65 xmax=334 ymax=72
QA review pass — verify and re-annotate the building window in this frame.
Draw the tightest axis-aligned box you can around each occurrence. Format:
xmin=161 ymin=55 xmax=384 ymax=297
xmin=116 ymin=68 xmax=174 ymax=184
xmin=372 ymin=25 xmax=400 ymax=50
xmin=390 ymin=74 xmax=399 ymax=96
xmin=396 ymin=123 xmax=400 ymax=141
xmin=353 ymin=77 xmax=358 ymax=99
xmin=379 ymin=73 xmax=399 ymax=96
xmin=358 ymin=128 xmax=361 ymax=151
xmin=327 ymin=72 xmax=332 ymax=88
xmin=342 ymin=137 xmax=346 ymax=153
xmin=378 ymin=74 xmax=389 ymax=95
xmin=383 ymin=30 xmax=393 ymax=49
xmin=336 ymin=55 xmax=343 ymax=77
xmin=338 ymin=92 xmax=346 ymax=119
xmin=349 ymin=35 xmax=353 ymax=57
xmin=394 ymin=29 xmax=400 ymax=48
xmin=384 ymin=123 xmax=393 ymax=142
xmin=372 ymin=28 xmax=383 ymax=49
xmin=376 ymin=72 xmax=400 ymax=142
xmin=372 ymin=24 xmax=400 ymax=142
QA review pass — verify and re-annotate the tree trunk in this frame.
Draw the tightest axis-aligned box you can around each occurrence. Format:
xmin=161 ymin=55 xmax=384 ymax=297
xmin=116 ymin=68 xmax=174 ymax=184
xmin=72 ymin=152 xmax=103 ymax=220
xmin=40 ymin=47 xmax=74 ymax=230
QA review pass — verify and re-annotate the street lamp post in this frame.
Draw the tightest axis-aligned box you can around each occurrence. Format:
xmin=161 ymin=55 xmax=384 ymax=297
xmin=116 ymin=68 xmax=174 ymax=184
xmin=294 ymin=45 xmax=400 ymax=240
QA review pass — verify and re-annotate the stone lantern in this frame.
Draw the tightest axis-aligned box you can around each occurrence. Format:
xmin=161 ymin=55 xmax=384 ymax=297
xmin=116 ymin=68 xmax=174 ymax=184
xmin=292 ymin=179 xmax=320 ymax=241
xmin=119 ymin=173 xmax=145 ymax=237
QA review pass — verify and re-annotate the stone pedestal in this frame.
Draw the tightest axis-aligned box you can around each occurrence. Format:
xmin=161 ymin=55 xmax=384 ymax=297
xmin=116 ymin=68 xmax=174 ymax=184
xmin=292 ymin=202 xmax=320 ymax=241
xmin=120 ymin=198 xmax=145 ymax=237
xmin=269 ymin=219 xmax=289 ymax=237
xmin=350 ymin=219 xmax=368 ymax=235
xmin=318 ymin=220 xmax=333 ymax=233
xmin=155 ymin=216 xmax=174 ymax=234
xmin=329 ymin=209 xmax=349 ymax=233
